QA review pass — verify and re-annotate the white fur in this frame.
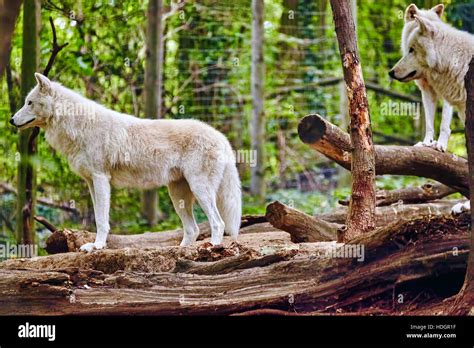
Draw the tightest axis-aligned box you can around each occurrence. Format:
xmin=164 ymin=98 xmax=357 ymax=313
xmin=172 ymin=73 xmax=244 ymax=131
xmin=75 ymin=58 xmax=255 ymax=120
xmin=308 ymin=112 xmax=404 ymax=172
xmin=452 ymin=200 xmax=470 ymax=215
xmin=390 ymin=4 xmax=474 ymax=214
xmin=397 ymin=4 xmax=454 ymax=152
xmin=11 ymin=73 xmax=242 ymax=250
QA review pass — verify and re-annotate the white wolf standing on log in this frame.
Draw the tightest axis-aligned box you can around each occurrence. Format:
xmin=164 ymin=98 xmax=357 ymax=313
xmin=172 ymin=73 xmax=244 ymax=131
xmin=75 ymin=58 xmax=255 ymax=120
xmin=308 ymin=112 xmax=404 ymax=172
xmin=10 ymin=73 xmax=242 ymax=251
xmin=390 ymin=3 xmax=453 ymax=152
xmin=389 ymin=3 xmax=474 ymax=214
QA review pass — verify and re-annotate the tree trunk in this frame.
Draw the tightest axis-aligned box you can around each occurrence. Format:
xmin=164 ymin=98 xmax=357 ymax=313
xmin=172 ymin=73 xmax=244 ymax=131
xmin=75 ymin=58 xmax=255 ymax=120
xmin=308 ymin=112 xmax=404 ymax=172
xmin=277 ymin=130 xmax=286 ymax=189
xmin=298 ymin=114 xmax=470 ymax=197
xmin=250 ymin=0 xmax=265 ymax=200
xmin=16 ymin=0 xmax=40 ymax=245
xmin=330 ymin=0 xmax=376 ymax=240
xmin=453 ymin=56 xmax=474 ymax=312
xmin=141 ymin=0 xmax=164 ymax=226
xmin=0 ymin=0 xmax=22 ymax=77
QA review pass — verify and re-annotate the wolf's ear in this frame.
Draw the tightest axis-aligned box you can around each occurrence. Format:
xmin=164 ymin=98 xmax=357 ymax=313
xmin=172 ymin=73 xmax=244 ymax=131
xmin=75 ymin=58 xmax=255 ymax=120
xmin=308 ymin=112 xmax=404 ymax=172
xmin=431 ymin=4 xmax=444 ymax=18
xmin=414 ymin=15 xmax=437 ymax=36
xmin=405 ymin=4 xmax=419 ymax=22
xmin=34 ymin=73 xmax=52 ymax=94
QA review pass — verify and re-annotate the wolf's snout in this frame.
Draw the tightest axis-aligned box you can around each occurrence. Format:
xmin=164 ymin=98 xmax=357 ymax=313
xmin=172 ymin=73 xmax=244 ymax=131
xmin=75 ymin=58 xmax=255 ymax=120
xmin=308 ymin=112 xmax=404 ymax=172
xmin=9 ymin=117 xmax=15 ymax=126
xmin=388 ymin=70 xmax=395 ymax=78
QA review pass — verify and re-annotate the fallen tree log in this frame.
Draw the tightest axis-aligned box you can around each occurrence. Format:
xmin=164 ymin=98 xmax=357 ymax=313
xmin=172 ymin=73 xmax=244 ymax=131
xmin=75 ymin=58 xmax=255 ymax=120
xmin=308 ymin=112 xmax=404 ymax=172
xmin=0 ymin=213 xmax=469 ymax=315
xmin=298 ymin=114 xmax=469 ymax=197
xmin=3 ymin=232 xmax=298 ymax=274
xmin=265 ymin=200 xmax=461 ymax=242
xmin=45 ymin=216 xmax=273 ymax=254
xmin=46 ymin=201 xmax=462 ymax=253
xmin=338 ymin=183 xmax=456 ymax=207
xmin=265 ymin=201 xmax=344 ymax=242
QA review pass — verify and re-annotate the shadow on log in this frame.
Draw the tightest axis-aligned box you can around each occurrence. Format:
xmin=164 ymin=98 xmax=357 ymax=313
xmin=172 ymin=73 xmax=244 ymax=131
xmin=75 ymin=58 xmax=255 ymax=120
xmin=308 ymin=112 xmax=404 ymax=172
xmin=298 ymin=114 xmax=469 ymax=197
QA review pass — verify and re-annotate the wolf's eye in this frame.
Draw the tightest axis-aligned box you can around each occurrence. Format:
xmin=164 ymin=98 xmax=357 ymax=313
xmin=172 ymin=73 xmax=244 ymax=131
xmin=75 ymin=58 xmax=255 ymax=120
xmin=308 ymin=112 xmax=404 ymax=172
xmin=27 ymin=101 xmax=32 ymax=106
xmin=409 ymin=47 xmax=414 ymax=53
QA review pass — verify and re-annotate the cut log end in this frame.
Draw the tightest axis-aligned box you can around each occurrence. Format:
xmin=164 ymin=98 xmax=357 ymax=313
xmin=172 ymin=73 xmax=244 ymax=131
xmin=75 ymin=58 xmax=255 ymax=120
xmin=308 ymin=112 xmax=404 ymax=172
xmin=45 ymin=230 xmax=69 ymax=254
xmin=298 ymin=114 xmax=327 ymax=144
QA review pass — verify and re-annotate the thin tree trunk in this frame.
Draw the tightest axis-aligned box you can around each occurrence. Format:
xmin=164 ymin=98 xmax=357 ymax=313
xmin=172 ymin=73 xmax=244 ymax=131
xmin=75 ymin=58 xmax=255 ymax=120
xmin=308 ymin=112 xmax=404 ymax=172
xmin=0 ymin=0 xmax=22 ymax=77
xmin=6 ymin=56 xmax=17 ymax=116
xmin=329 ymin=0 xmax=377 ymax=240
xmin=16 ymin=0 xmax=40 ymax=245
xmin=250 ymin=0 xmax=265 ymax=199
xmin=455 ymin=56 xmax=474 ymax=308
xmin=277 ymin=130 xmax=286 ymax=189
xmin=141 ymin=0 xmax=164 ymax=226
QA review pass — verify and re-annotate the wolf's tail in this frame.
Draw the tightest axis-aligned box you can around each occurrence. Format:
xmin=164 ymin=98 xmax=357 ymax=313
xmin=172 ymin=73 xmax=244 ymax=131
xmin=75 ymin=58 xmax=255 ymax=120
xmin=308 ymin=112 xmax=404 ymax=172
xmin=216 ymin=162 xmax=242 ymax=239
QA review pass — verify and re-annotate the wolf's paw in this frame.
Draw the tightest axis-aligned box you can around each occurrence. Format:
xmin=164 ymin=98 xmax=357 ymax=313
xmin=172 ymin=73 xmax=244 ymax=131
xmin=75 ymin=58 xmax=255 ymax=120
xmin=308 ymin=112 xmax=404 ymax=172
xmin=179 ymin=239 xmax=193 ymax=247
xmin=80 ymin=241 xmax=106 ymax=252
xmin=433 ymin=142 xmax=447 ymax=152
xmin=451 ymin=201 xmax=470 ymax=215
xmin=432 ymin=139 xmax=448 ymax=152
xmin=210 ymin=236 xmax=224 ymax=246
xmin=179 ymin=230 xmax=200 ymax=247
xmin=414 ymin=139 xmax=435 ymax=148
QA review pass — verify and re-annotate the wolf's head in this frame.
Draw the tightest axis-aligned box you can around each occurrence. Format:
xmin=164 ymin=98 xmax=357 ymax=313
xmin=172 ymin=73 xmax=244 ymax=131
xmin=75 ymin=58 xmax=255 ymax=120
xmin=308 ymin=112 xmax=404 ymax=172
xmin=10 ymin=73 xmax=55 ymax=129
xmin=388 ymin=3 xmax=444 ymax=82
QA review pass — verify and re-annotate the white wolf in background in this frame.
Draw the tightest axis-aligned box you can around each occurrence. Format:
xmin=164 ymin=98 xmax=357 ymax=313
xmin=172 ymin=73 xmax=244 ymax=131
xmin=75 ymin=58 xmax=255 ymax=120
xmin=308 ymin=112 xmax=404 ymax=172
xmin=11 ymin=73 xmax=242 ymax=251
xmin=390 ymin=3 xmax=453 ymax=152
xmin=389 ymin=4 xmax=474 ymax=214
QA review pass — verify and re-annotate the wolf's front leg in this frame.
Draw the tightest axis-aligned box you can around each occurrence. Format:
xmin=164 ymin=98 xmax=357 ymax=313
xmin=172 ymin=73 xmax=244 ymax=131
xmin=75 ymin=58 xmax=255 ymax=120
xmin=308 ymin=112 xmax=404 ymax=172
xmin=436 ymin=101 xmax=453 ymax=152
xmin=80 ymin=173 xmax=111 ymax=252
xmin=415 ymin=88 xmax=436 ymax=148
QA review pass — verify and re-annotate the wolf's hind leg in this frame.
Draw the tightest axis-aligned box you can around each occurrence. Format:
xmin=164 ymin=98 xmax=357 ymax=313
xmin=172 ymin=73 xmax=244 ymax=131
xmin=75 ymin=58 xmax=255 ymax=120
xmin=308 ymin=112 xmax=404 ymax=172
xmin=168 ymin=179 xmax=200 ymax=247
xmin=187 ymin=177 xmax=225 ymax=246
